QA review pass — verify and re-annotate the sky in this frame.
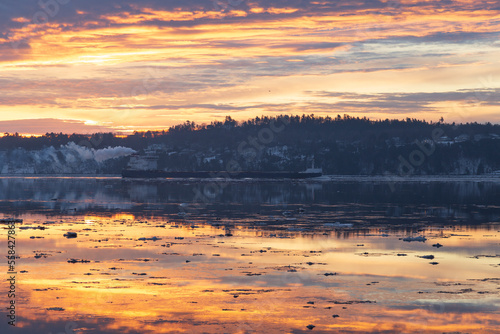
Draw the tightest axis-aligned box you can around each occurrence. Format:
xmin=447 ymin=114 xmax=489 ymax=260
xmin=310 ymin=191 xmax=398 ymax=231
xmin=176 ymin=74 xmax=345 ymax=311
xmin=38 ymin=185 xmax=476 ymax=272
xmin=0 ymin=0 xmax=499 ymax=134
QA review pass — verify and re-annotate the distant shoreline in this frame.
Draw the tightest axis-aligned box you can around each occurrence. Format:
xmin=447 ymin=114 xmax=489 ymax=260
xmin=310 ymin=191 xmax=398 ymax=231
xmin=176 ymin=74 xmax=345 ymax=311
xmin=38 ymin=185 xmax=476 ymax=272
xmin=0 ymin=174 xmax=121 ymax=178
xmin=0 ymin=174 xmax=498 ymax=182
xmin=320 ymin=175 xmax=500 ymax=182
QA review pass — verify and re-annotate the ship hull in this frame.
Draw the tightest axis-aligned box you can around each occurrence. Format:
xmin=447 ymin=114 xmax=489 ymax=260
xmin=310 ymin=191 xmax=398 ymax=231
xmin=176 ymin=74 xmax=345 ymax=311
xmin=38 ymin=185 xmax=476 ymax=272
xmin=122 ymin=169 xmax=322 ymax=179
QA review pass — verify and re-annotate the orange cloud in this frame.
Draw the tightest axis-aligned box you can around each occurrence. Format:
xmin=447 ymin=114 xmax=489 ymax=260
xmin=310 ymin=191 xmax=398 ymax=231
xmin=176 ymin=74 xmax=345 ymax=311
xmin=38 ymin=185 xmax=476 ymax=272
xmin=1 ymin=1 xmax=499 ymax=130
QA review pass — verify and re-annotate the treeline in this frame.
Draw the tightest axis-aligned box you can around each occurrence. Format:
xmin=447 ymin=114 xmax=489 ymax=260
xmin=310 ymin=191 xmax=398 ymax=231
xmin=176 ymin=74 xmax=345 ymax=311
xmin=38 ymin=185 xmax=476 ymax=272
xmin=2 ymin=114 xmax=498 ymax=149
xmin=1 ymin=114 xmax=500 ymax=175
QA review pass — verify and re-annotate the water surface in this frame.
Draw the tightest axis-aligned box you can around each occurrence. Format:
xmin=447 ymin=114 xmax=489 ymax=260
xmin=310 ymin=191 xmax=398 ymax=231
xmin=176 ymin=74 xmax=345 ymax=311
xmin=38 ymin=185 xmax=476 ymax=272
xmin=1 ymin=177 xmax=499 ymax=333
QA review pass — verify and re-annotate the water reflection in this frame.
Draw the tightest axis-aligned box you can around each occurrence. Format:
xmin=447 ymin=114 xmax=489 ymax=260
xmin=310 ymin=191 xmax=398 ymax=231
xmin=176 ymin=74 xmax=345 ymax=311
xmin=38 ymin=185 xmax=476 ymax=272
xmin=0 ymin=177 xmax=499 ymax=226
xmin=0 ymin=177 xmax=499 ymax=333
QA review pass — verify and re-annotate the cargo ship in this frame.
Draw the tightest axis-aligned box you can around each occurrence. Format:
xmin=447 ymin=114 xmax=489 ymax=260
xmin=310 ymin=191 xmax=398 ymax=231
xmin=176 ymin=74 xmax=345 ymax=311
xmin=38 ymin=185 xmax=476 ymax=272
xmin=122 ymin=154 xmax=322 ymax=179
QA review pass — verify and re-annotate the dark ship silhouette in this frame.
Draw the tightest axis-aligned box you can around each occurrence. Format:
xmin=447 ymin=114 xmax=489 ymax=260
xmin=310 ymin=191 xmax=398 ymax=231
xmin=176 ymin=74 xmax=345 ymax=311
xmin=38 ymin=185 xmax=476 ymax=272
xmin=122 ymin=153 xmax=322 ymax=179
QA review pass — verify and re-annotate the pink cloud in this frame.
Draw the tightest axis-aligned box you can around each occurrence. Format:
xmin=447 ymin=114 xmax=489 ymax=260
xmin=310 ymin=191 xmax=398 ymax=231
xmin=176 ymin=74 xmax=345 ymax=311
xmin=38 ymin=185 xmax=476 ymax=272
xmin=0 ymin=118 xmax=119 ymax=135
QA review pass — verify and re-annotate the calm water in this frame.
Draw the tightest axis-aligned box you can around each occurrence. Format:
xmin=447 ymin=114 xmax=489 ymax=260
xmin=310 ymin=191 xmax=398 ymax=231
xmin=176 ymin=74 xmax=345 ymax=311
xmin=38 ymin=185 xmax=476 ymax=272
xmin=1 ymin=177 xmax=499 ymax=333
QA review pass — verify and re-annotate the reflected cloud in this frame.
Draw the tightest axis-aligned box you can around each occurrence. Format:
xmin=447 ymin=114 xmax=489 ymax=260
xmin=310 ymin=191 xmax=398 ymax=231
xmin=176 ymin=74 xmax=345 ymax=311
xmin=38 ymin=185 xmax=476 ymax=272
xmin=396 ymin=299 xmax=500 ymax=314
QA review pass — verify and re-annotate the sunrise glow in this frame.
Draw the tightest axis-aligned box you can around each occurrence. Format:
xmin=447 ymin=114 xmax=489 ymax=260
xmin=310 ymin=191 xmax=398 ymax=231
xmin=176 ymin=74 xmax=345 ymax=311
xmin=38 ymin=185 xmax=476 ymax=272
xmin=0 ymin=1 xmax=499 ymax=133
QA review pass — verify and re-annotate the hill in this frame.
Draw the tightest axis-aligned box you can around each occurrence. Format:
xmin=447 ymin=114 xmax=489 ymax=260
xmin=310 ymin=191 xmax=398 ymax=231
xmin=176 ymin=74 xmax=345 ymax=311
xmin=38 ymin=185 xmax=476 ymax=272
xmin=1 ymin=115 xmax=499 ymax=175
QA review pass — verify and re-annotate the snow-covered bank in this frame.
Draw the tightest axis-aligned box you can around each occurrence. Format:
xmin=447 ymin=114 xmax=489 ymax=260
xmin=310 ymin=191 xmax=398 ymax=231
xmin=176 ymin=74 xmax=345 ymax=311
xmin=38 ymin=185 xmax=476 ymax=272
xmin=0 ymin=142 xmax=135 ymax=174
xmin=317 ymin=174 xmax=500 ymax=183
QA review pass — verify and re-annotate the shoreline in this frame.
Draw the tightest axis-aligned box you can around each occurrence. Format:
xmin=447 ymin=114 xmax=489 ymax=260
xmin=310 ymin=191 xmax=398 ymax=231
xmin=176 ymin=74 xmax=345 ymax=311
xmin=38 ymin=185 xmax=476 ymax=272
xmin=0 ymin=174 xmax=498 ymax=182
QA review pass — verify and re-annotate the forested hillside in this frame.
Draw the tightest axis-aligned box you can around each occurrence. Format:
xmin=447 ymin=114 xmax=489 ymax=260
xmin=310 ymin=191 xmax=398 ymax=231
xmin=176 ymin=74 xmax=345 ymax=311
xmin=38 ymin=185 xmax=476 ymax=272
xmin=1 ymin=115 xmax=499 ymax=175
